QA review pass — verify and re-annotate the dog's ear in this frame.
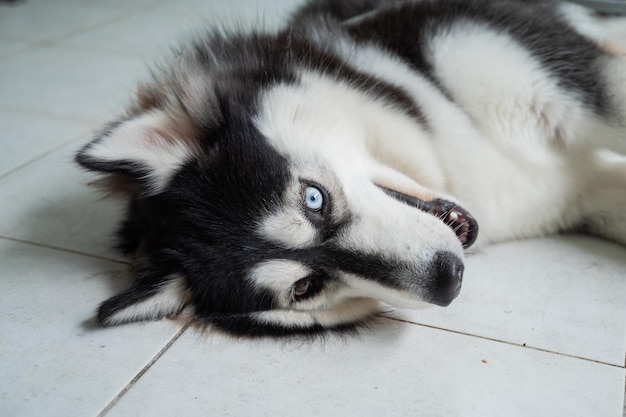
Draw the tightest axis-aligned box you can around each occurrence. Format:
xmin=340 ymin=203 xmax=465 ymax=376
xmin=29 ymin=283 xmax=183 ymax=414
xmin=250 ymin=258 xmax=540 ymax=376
xmin=98 ymin=274 xmax=189 ymax=326
xmin=76 ymin=108 xmax=201 ymax=195
xmin=76 ymin=49 xmax=222 ymax=195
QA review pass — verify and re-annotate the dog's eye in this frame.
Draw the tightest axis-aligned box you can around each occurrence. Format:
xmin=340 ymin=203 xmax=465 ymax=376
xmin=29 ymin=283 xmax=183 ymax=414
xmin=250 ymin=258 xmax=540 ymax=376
xmin=304 ymin=186 xmax=324 ymax=211
xmin=300 ymin=181 xmax=332 ymax=232
xmin=293 ymin=277 xmax=323 ymax=301
xmin=294 ymin=279 xmax=312 ymax=297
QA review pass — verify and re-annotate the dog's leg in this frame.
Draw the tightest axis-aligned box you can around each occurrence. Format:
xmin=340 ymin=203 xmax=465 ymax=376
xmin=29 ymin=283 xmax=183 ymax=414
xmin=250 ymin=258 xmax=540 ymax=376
xmin=568 ymin=8 xmax=626 ymax=234
xmin=562 ymin=5 xmax=626 ymax=152
xmin=578 ymin=152 xmax=626 ymax=246
xmin=567 ymin=54 xmax=626 ymax=156
xmin=602 ymin=54 xmax=626 ymax=139
xmin=560 ymin=3 xmax=626 ymax=54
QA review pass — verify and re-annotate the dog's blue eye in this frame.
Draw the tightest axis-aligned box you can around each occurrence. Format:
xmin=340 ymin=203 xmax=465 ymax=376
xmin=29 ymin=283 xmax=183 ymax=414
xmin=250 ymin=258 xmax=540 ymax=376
xmin=305 ymin=186 xmax=324 ymax=211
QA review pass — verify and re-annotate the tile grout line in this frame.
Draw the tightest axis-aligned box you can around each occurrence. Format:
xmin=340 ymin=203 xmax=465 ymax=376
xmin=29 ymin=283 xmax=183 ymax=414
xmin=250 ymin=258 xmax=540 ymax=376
xmin=0 ymin=104 xmax=103 ymax=124
xmin=96 ymin=324 xmax=190 ymax=417
xmin=2 ymin=230 xmax=622 ymax=371
xmin=0 ymin=235 xmax=129 ymax=265
xmin=383 ymin=316 xmax=625 ymax=369
xmin=0 ymin=0 xmax=167 ymax=61
xmin=2 ymin=230 xmax=621 ymax=369
xmin=0 ymin=135 xmax=88 ymax=181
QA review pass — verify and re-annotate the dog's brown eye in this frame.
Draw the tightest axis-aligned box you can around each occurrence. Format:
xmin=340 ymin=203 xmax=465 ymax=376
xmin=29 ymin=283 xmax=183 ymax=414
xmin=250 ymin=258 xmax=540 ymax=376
xmin=294 ymin=279 xmax=311 ymax=298
xmin=293 ymin=274 xmax=326 ymax=301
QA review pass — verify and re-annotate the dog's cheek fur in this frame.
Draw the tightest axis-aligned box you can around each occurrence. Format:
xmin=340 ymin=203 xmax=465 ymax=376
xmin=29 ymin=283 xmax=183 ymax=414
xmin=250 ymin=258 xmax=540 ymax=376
xmin=195 ymin=298 xmax=382 ymax=338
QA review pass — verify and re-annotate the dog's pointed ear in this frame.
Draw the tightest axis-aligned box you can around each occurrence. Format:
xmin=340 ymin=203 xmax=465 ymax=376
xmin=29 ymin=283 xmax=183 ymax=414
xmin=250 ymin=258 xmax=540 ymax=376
xmin=76 ymin=50 xmax=222 ymax=195
xmin=76 ymin=109 xmax=201 ymax=194
xmin=98 ymin=275 xmax=189 ymax=326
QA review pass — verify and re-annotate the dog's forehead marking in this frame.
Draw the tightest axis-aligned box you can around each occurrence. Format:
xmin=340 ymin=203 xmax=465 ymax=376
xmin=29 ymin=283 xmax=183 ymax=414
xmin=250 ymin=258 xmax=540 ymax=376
xmin=255 ymin=72 xmax=371 ymax=160
xmin=254 ymin=69 xmax=447 ymax=192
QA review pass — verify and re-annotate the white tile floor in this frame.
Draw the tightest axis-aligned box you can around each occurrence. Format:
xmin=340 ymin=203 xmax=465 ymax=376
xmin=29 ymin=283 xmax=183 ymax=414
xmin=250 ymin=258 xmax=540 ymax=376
xmin=0 ymin=1 xmax=624 ymax=416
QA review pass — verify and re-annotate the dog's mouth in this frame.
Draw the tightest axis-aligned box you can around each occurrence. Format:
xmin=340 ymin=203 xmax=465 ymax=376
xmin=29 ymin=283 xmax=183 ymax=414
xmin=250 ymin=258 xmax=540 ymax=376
xmin=378 ymin=186 xmax=479 ymax=249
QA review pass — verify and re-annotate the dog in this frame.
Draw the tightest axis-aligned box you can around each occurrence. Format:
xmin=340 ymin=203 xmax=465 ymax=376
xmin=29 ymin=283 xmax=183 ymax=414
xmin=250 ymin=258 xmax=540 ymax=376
xmin=76 ymin=0 xmax=626 ymax=337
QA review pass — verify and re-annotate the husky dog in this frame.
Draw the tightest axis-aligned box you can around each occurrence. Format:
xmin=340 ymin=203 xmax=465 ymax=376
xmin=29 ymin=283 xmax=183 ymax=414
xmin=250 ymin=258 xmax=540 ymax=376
xmin=76 ymin=0 xmax=626 ymax=336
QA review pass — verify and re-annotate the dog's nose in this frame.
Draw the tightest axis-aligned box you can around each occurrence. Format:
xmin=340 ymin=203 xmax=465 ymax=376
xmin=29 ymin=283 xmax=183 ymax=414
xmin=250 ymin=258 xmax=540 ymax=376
xmin=429 ymin=251 xmax=464 ymax=307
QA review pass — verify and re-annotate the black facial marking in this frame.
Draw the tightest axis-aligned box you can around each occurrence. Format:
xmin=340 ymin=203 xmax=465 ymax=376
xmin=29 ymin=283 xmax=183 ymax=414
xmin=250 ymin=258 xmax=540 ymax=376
xmin=113 ymin=113 xmax=294 ymax=317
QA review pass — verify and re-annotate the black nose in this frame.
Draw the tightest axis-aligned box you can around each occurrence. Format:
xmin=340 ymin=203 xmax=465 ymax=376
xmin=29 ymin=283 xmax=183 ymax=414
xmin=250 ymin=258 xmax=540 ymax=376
xmin=429 ymin=251 xmax=464 ymax=307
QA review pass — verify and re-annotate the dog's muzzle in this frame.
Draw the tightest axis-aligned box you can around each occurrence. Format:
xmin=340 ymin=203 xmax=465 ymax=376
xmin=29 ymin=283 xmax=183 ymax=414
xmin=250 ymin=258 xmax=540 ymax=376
xmin=378 ymin=186 xmax=479 ymax=249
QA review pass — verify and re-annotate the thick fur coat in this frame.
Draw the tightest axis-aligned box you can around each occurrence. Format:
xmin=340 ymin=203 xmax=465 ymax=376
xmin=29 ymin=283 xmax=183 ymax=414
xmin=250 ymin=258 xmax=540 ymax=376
xmin=76 ymin=0 xmax=626 ymax=336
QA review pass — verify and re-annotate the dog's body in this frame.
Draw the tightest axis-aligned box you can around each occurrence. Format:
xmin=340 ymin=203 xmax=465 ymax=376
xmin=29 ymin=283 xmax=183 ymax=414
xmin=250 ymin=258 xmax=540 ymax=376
xmin=77 ymin=0 xmax=626 ymax=336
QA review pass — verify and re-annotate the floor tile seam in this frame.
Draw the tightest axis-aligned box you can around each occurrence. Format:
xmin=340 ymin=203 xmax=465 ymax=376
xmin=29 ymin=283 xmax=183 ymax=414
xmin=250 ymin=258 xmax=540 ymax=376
xmin=0 ymin=38 xmax=97 ymax=60
xmin=1 ymin=234 xmax=622 ymax=371
xmin=0 ymin=134 xmax=89 ymax=181
xmin=0 ymin=104 xmax=102 ymax=124
xmin=0 ymin=1 xmax=165 ymax=62
xmin=383 ymin=316 xmax=625 ymax=370
xmin=96 ymin=323 xmax=190 ymax=417
xmin=0 ymin=235 xmax=129 ymax=265
xmin=36 ymin=0 xmax=168 ymax=44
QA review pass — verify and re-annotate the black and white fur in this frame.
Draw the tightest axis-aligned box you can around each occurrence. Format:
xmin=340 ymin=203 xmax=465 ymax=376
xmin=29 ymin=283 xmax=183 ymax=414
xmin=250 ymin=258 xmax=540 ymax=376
xmin=76 ymin=0 xmax=626 ymax=337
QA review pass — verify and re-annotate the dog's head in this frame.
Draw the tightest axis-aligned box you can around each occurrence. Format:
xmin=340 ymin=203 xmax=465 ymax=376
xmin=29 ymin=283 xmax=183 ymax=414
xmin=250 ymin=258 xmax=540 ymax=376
xmin=76 ymin=33 xmax=478 ymax=336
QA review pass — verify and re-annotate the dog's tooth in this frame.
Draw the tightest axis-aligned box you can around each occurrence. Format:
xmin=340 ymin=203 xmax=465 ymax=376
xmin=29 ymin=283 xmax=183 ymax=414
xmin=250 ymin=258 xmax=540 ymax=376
xmin=448 ymin=211 xmax=459 ymax=221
